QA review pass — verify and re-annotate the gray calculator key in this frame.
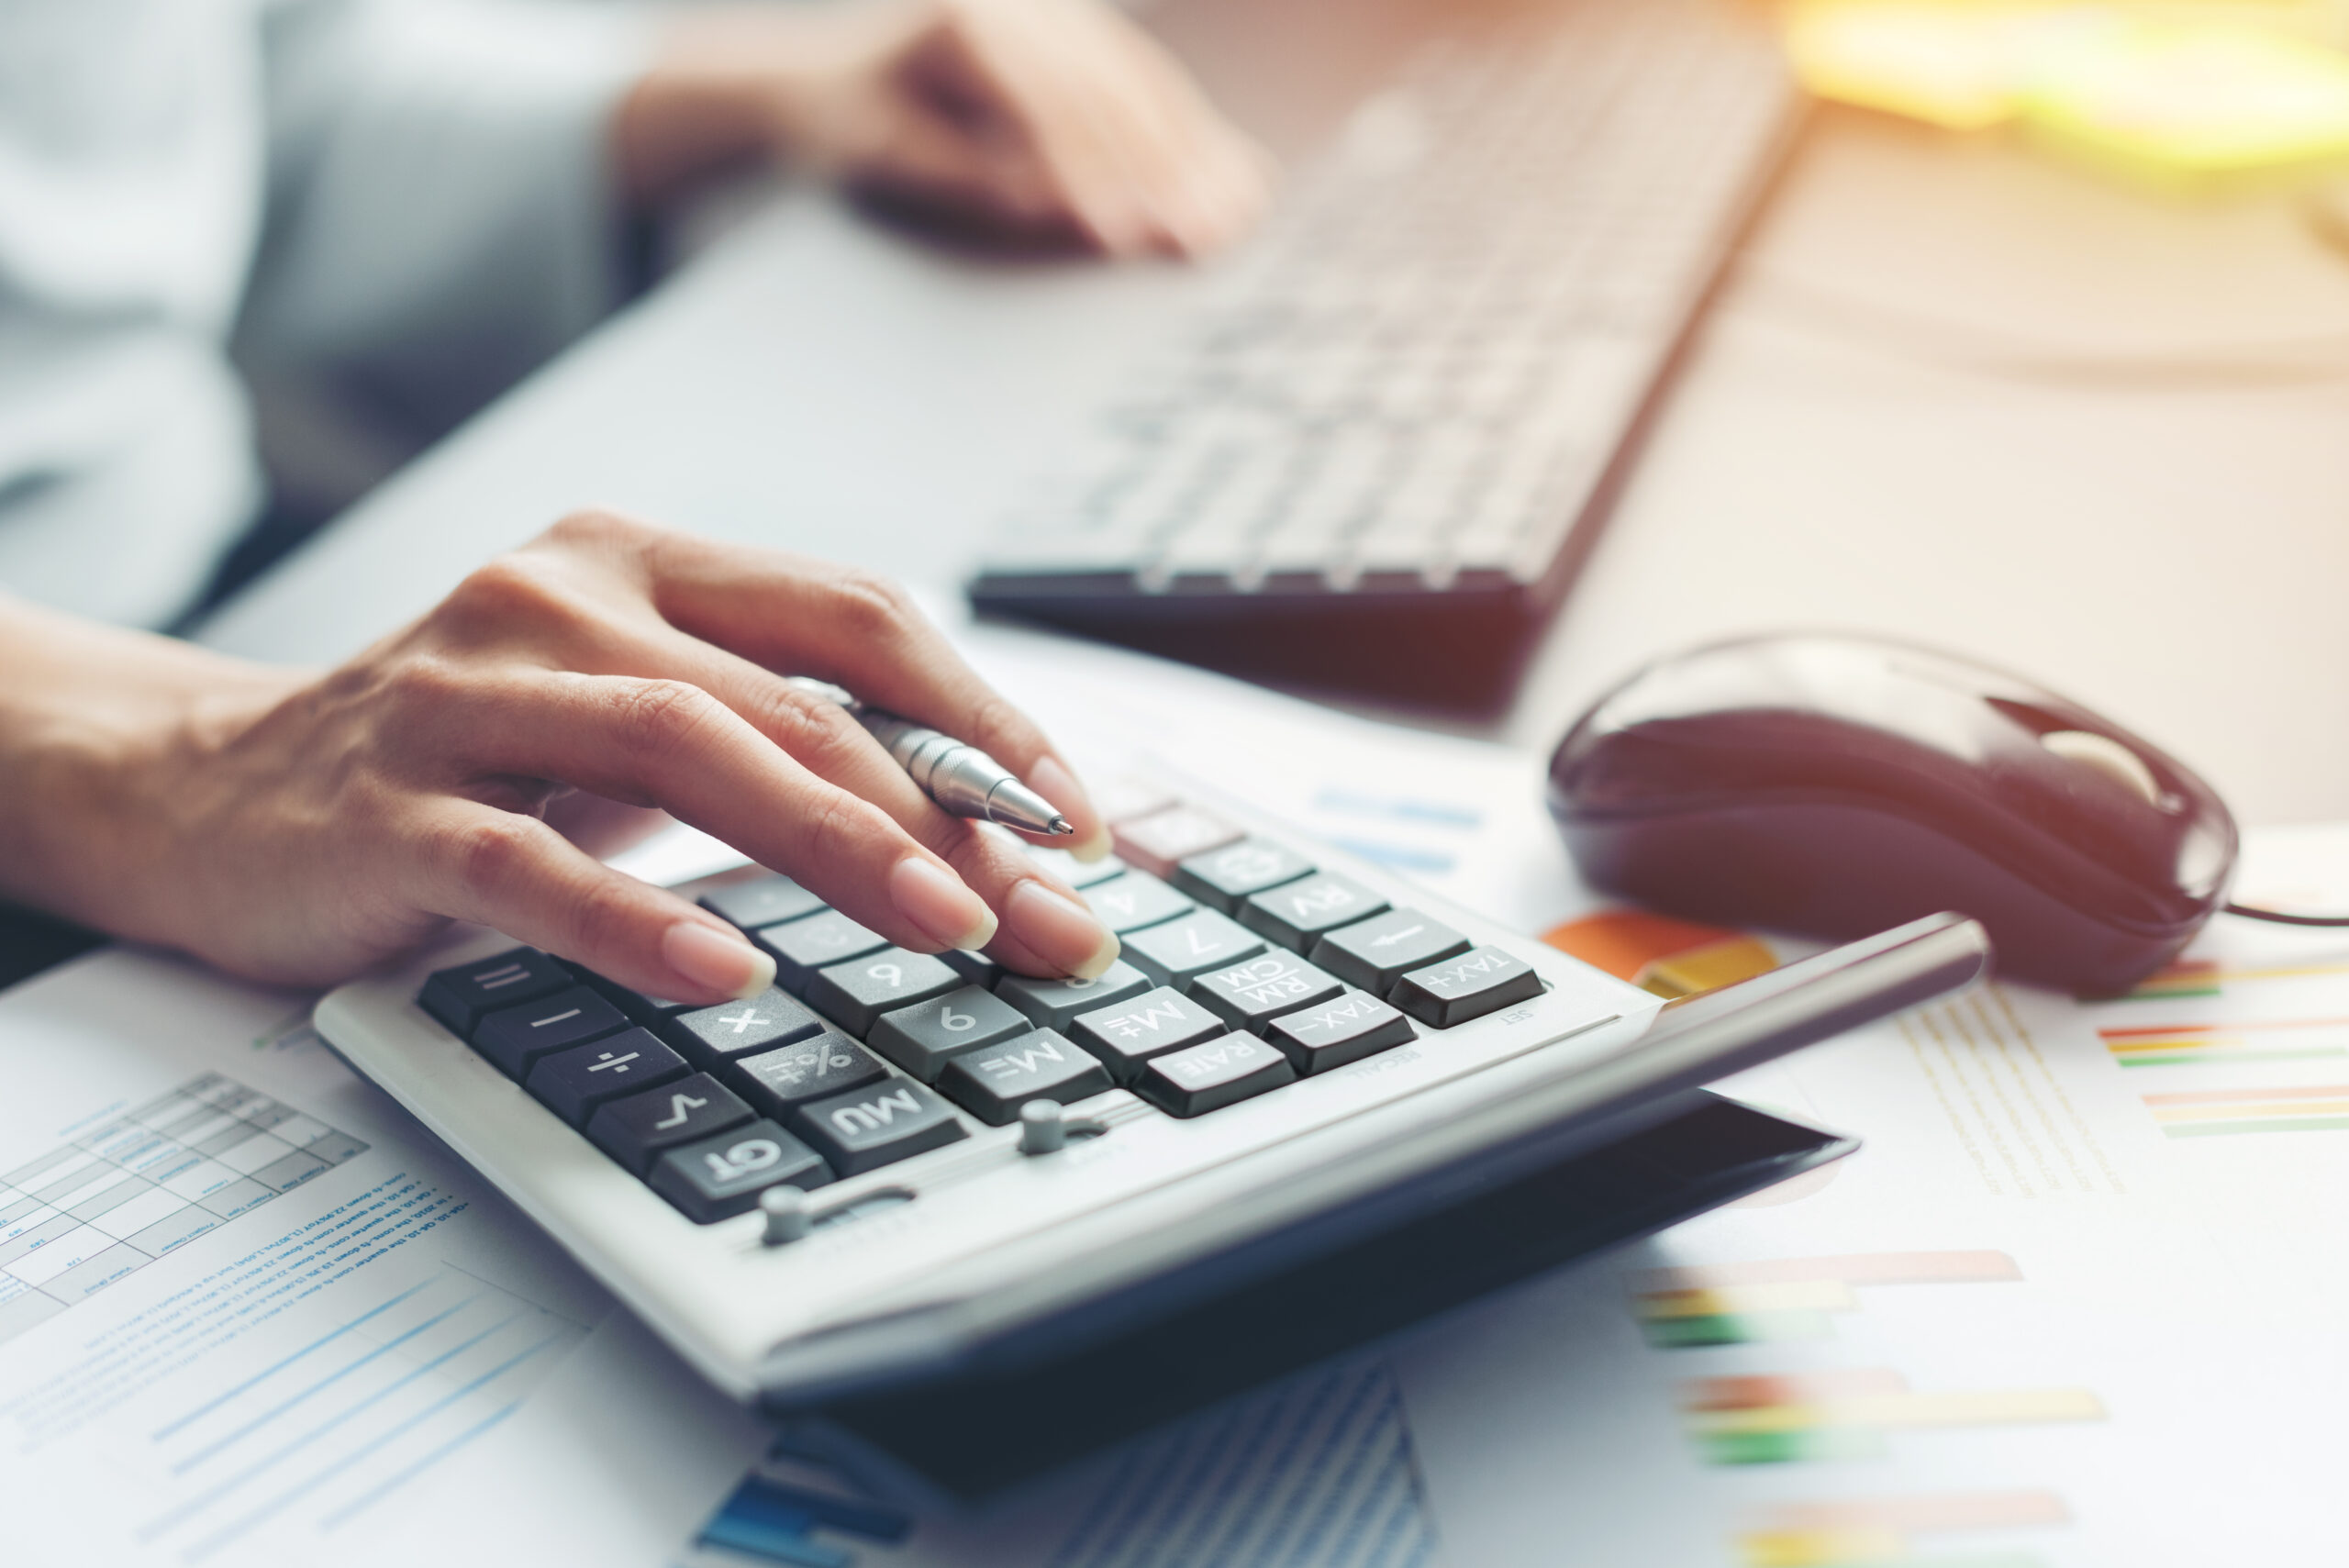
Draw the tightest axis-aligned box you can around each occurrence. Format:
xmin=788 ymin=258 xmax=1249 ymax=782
xmin=1172 ymin=839 xmax=1315 ymax=912
xmin=1139 ymin=1033 xmax=1296 ymax=1118
xmin=1123 ymin=908 xmax=1267 ymax=987
xmin=757 ymin=910 xmax=889 ymax=993
xmin=1084 ymin=873 xmax=1197 ymax=935
xmin=664 ymin=987 xmax=824 ymax=1069
xmin=1025 ymin=848 xmax=1129 ymax=889
xmin=941 ymin=949 xmax=1005 ymax=990
xmin=1391 ymin=946 xmax=1545 ymax=1028
xmin=651 ymin=1120 xmax=831 ymax=1223
xmin=585 ymin=1073 xmax=753 ymax=1176
xmin=473 ymin=987 xmax=627 ymax=1080
xmin=996 ymin=960 xmax=1153 ymax=1031
xmin=1188 ymin=953 xmax=1345 ymax=1035
xmin=794 ymin=1081 xmax=968 ymax=1175
xmin=1265 ymin=989 xmax=1418 ymax=1073
xmin=525 ymin=1029 xmax=688 ymax=1127
xmin=700 ymin=873 xmax=824 ymax=930
xmin=806 ymin=948 xmax=962 ymax=1035
xmin=733 ymin=1029 xmax=889 ymax=1115
xmin=865 ymin=986 xmax=1032 ymax=1082
xmin=420 ymin=948 xmax=569 ymax=1036
xmin=1310 ymin=909 xmax=1471 ymax=995
xmin=1241 ymin=873 xmax=1392 ymax=951
xmin=935 ymin=1029 xmax=1113 ymax=1125
xmin=1068 ymin=986 xmax=1229 ymax=1083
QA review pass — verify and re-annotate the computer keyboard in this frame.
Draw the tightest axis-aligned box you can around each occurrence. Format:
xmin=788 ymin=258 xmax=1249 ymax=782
xmin=967 ymin=0 xmax=1802 ymax=708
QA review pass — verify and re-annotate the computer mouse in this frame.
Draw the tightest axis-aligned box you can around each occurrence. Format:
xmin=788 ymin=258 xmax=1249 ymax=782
xmin=1546 ymin=633 xmax=2238 ymax=995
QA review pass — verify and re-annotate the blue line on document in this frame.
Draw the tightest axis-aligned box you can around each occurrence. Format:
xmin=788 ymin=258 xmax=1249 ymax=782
xmin=317 ymin=1398 xmax=524 ymax=1530
xmin=150 ymin=1278 xmax=435 ymax=1440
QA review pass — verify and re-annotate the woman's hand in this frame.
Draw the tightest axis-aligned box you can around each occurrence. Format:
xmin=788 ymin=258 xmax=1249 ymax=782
xmin=0 ymin=515 xmax=1121 ymax=1006
xmin=617 ymin=0 xmax=1272 ymax=256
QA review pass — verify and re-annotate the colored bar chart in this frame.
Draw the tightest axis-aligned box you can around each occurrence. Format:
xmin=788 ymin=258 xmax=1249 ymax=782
xmin=2118 ymin=955 xmax=2349 ymax=1002
xmin=2099 ymin=1016 xmax=2349 ymax=1068
xmin=1542 ymin=908 xmax=1779 ymax=1000
xmin=2142 ymin=1083 xmax=2349 ymax=1137
xmin=1627 ymin=1251 xmax=2022 ymax=1348
xmin=1684 ymin=1371 xmax=2103 ymax=1466
xmin=1737 ymin=1489 xmax=2069 ymax=1567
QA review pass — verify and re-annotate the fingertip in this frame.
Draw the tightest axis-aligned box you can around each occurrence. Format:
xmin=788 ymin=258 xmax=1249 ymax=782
xmin=891 ymin=855 xmax=997 ymax=951
xmin=1027 ymin=755 xmax=1108 ymax=859
xmin=663 ymin=919 xmax=775 ymax=1001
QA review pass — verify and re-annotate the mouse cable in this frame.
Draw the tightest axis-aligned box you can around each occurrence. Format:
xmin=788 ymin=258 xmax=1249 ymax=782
xmin=2223 ymin=902 xmax=2349 ymax=928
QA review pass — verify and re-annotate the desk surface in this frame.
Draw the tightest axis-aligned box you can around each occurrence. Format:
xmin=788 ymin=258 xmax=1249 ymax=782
xmin=200 ymin=105 xmax=2349 ymax=827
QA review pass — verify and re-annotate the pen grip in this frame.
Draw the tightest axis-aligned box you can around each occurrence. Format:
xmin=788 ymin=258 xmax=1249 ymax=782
xmin=857 ymin=713 xmax=1003 ymax=819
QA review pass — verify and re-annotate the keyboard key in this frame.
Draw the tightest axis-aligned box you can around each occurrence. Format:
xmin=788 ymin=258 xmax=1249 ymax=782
xmin=757 ymin=910 xmax=889 ymax=993
xmin=1068 ymin=986 xmax=1229 ymax=1083
xmin=733 ymin=1030 xmax=889 ymax=1116
xmin=419 ymin=948 xmax=569 ymax=1036
xmin=700 ymin=873 xmax=825 ymax=930
xmin=472 ymin=987 xmax=628 ymax=1080
xmin=525 ymin=1029 xmax=689 ymax=1128
xmin=1391 ymin=945 xmax=1546 ymax=1028
xmin=941 ymin=949 xmax=1006 ymax=990
xmin=664 ymin=987 xmax=825 ymax=1070
xmin=1265 ymin=989 xmax=1418 ymax=1073
xmin=565 ymin=965 xmax=699 ymax=1027
xmin=1172 ymin=839 xmax=1316 ymax=912
xmin=1084 ymin=873 xmax=1197 ymax=935
xmin=865 ymin=986 xmax=1032 ymax=1082
xmin=1189 ymin=953 xmax=1345 ymax=1035
xmin=996 ymin=960 xmax=1153 ymax=1031
xmin=585 ymin=1073 xmax=753 ymax=1176
xmin=1113 ymin=805 xmax=1244 ymax=877
xmin=1310 ymin=908 xmax=1472 ymax=995
xmin=1241 ymin=873 xmax=1392 ymax=951
xmin=795 ymin=1081 xmax=968 ymax=1175
xmin=1025 ymin=849 xmax=1130 ymax=889
xmin=650 ymin=1121 xmax=831 ymax=1223
xmin=936 ymin=1029 xmax=1114 ymax=1125
xmin=806 ymin=949 xmax=963 ymax=1036
xmin=1138 ymin=1033 xmax=1296 ymax=1118
xmin=1123 ymin=909 xmax=1267 ymax=987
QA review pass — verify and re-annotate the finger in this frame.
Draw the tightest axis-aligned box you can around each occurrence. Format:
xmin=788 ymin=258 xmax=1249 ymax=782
xmin=416 ymin=799 xmax=776 ymax=1006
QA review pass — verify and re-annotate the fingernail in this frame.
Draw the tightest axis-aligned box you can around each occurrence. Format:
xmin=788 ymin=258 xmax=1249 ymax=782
xmin=663 ymin=919 xmax=774 ymax=1000
xmin=1006 ymin=879 xmax=1120 ymax=979
xmin=890 ymin=857 xmax=996 ymax=951
xmin=1028 ymin=755 xmax=1113 ymax=862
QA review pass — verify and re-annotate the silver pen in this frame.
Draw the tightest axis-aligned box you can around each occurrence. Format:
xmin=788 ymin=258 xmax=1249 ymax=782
xmin=784 ymin=677 xmax=1073 ymax=837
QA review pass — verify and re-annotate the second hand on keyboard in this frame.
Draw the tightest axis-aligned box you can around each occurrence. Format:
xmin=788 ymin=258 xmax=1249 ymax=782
xmin=783 ymin=676 xmax=1072 ymax=837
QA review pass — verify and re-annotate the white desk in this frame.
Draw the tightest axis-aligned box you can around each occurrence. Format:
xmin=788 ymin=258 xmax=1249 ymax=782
xmin=200 ymin=104 xmax=2349 ymax=825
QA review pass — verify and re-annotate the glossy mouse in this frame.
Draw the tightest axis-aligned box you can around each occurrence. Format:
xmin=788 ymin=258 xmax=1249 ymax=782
xmin=1547 ymin=633 xmax=2239 ymax=995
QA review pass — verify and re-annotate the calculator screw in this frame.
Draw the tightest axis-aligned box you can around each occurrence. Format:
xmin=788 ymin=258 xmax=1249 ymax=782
xmin=1018 ymin=1100 xmax=1067 ymax=1155
xmin=760 ymin=1185 xmax=812 ymax=1245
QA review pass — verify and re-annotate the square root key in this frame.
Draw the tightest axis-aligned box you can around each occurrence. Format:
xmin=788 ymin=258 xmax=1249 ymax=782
xmin=805 ymin=949 xmax=962 ymax=1035
xmin=935 ymin=1029 xmax=1112 ymax=1125
xmin=1391 ymin=945 xmax=1545 ymax=1028
xmin=733 ymin=1030 xmax=888 ymax=1117
xmin=996 ymin=960 xmax=1152 ymax=1031
xmin=866 ymin=986 xmax=1032 ymax=1082
xmin=1241 ymin=873 xmax=1391 ymax=951
xmin=1112 ymin=805 xmax=1242 ymax=877
xmin=473 ymin=987 xmax=628 ymax=1080
xmin=651 ymin=1120 xmax=831 ymax=1223
xmin=700 ymin=873 xmax=824 ymax=930
xmin=585 ymin=1073 xmax=753 ymax=1176
xmin=1139 ymin=1034 xmax=1296 ymax=1117
xmin=525 ymin=1029 xmax=689 ymax=1127
xmin=1068 ymin=986 xmax=1229 ymax=1083
xmin=1124 ymin=909 xmax=1266 ymax=986
xmin=664 ymin=987 xmax=824 ymax=1069
xmin=757 ymin=910 xmax=889 ymax=993
xmin=1173 ymin=839 xmax=1314 ymax=912
xmin=1189 ymin=953 xmax=1344 ymax=1034
xmin=795 ymin=1081 xmax=968 ymax=1175
xmin=420 ymin=948 xmax=569 ymax=1036
xmin=1310 ymin=908 xmax=1471 ymax=995
xmin=1266 ymin=989 xmax=1418 ymax=1073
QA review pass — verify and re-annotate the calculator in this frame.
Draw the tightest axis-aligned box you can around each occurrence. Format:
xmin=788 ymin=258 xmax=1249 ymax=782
xmin=315 ymin=782 xmax=1985 ymax=1486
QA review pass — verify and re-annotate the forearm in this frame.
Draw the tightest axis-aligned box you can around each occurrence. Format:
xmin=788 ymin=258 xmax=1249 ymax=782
xmin=612 ymin=8 xmax=845 ymax=205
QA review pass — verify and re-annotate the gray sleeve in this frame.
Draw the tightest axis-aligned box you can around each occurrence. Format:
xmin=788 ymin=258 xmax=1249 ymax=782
xmin=239 ymin=0 xmax=658 ymax=428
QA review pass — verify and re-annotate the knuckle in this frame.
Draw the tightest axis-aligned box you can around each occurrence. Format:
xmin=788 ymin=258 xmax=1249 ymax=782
xmin=443 ymin=815 xmax=543 ymax=897
xmin=567 ymin=875 xmax=645 ymax=957
xmin=761 ymin=686 xmax=865 ymax=773
xmin=804 ymin=786 xmax=890 ymax=862
xmin=962 ymin=691 xmax=1030 ymax=759
xmin=540 ymin=508 xmax=644 ymax=553
xmin=440 ymin=553 xmax=570 ymax=637
xmin=608 ymin=678 xmax=725 ymax=764
xmin=825 ymin=571 xmax=918 ymax=646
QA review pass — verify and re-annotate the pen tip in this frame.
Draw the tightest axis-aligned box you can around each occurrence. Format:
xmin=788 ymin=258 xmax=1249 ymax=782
xmin=1049 ymin=817 xmax=1074 ymax=836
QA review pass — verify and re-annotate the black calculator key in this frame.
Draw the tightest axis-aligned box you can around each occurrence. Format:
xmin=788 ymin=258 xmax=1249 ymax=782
xmin=651 ymin=1121 xmax=831 ymax=1222
xmin=524 ymin=1029 xmax=689 ymax=1127
xmin=1084 ymin=873 xmax=1196 ymax=935
xmin=865 ymin=986 xmax=1032 ymax=1082
xmin=795 ymin=1081 xmax=968 ymax=1175
xmin=1392 ymin=946 xmax=1546 ymax=1028
xmin=1068 ymin=986 xmax=1229 ymax=1083
xmin=1025 ymin=848 xmax=1129 ymax=889
xmin=565 ymin=964 xmax=700 ymax=1026
xmin=806 ymin=948 xmax=962 ymax=1035
xmin=1138 ymin=1033 xmax=1296 ymax=1118
xmin=941 ymin=948 xmax=1005 ymax=990
xmin=1172 ymin=839 xmax=1315 ymax=913
xmin=419 ymin=948 xmax=570 ymax=1036
xmin=936 ymin=1029 xmax=1113 ymax=1125
xmin=1265 ymin=989 xmax=1418 ymax=1073
xmin=700 ymin=873 xmax=825 ymax=931
xmin=1124 ymin=909 xmax=1267 ymax=987
xmin=664 ymin=987 xmax=825 ymax=1069
xmin=757 ymin=910 xmax=889 ymax=993
xmin=1189 ymin=953 xmax=1345 ymax=1034
xmin=996 ymin=960 xmax=1153 ymax=1031
xmin=473 ymin=987 xmax=628 ymax=1080
xmin=585 ymin=1073 xmax=754 ymax=1176
xmin=1310 ymin=909 xmax=1472 ymax=995
xmin=1241 ymin=873 xmax=1393 ymax=951
xmin=734 ymin=1030 xmax=889 ymax=1115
